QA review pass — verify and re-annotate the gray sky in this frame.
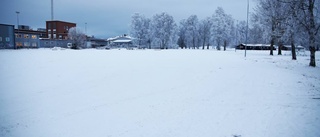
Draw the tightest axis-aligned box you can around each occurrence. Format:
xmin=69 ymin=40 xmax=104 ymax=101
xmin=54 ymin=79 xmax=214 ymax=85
xmin=1 ymin=0 xmax=256 ymax=38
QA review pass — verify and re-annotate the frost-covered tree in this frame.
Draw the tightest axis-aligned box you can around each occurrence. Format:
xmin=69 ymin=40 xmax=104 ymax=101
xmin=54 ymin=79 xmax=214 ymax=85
xmin=212 ymin=7 xmax=235 ymax=51
xmin=235 ymin=20 xmax=247 ymax=44
xmin=130 ymin=13 xmax=151 ymax=49
xmin=68 ymin=27 xmax=86 ymax=49
xmin=199 ymin=17 xmax=213 ymax=49
xmin=254 ymin=0 xmax=288 ymax=55
xmin=151 ymin=12 xmax=177 ymax=49
xmin=247 ymin=24 xmax=265 ymax=44
xmin=278 ymin=0 xmax=302 ymax=60
xmin=185 ymin=15 xmax=199 ymax=49
xmin=178 ymin=19 xmax=187 ymax=49
xmin=293 ymin=0 xmax=319 ymax=67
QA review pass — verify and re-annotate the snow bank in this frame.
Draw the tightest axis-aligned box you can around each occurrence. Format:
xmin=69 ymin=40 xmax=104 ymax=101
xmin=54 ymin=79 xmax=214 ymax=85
xmin=0 ymin=49 xmax=319 ymax=137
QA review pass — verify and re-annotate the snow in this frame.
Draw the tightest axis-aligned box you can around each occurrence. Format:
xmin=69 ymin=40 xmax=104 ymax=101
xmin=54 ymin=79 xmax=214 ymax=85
xmin=0 ymin=49 xmax=319 ymax=137
xmin=113 ymin=39 xmax=132 ymax=43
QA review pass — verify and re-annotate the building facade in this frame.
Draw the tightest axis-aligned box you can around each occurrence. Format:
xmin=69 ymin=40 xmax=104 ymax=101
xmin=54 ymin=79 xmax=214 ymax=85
xmin=15 ymin=25 xmax=45 ymax=48
xmin=107 ymin=35 xmax=133 ymax=49
xmin=0 ymin=24 xmax=15 ymax=49
xmin=39 ymin=38 xmax=72 ymax=48
xmin=46 ymin=20 xmax=76 ymax=39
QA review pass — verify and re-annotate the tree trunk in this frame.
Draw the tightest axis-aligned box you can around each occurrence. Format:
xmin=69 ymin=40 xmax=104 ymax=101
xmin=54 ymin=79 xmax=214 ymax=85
xmin=270 ymin=38 xmax=274 ymax=55
xmin=224 ymin=41 xmax=226 ymax=51
xmin=307 ymin=0 xmax=316 ymax=67
xmin=202 ymin=37 xmax=206 ymax=50
xmin=309 ymin=40 xmax=316 ymax=67
xmin=278 ymin=42 xmax=282 ymax=55
xmin=207 ymin=43 xmax=210 ymax=49
xmin=290 ymin=35 xmax=297 ymax=60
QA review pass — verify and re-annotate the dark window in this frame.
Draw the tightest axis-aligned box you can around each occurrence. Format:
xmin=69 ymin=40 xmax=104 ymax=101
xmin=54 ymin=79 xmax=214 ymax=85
xmin=53 ymin=23 xmax=56 ymax=29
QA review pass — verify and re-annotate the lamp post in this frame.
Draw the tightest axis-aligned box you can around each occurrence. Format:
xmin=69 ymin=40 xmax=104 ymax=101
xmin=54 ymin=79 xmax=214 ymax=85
xmin=85 ymin=22 xmax=87 ymax=35
xmin=16 ymin=11 xmax=20 ymax=49
xmin=244 ymin=0 xmax=249 ymax=57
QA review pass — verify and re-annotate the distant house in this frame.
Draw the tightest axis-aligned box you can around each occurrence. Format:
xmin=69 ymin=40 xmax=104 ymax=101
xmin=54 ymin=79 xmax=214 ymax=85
xmin=281 ymin=45 xmax=305 ymax=51
xmin=87 ymin=37 xmax=108 ymax=48
xmin=0 ymin=24 xmax=15 ymax=49
xmin=236 ymin=44 xmax=276 ymax=50
xmin=107 ymin=35 xmax=134 ymax=49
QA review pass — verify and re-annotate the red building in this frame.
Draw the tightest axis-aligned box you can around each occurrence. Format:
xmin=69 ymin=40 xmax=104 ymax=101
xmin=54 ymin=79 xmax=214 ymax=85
xmin=46 ymin=20 xmax=76 ymax=39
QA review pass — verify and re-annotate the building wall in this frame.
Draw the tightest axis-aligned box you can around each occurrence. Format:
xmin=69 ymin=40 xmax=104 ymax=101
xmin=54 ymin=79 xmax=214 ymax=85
xmin=39 ymin=39 xmax=72 ymax=48
xmin=15 ymin=28 xmax=43 ymax=48
xmin=46 ymin=21 xmax=76 ymax=39
xmin=0 ymin=24 xmax=15 ymax=49
xmin=15 ymin=33 xmax=40 ymax=48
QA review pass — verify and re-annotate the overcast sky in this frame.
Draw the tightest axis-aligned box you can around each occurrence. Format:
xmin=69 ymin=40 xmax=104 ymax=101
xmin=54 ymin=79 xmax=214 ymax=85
xmin=1 ymin=0 xmax=256 ymax=38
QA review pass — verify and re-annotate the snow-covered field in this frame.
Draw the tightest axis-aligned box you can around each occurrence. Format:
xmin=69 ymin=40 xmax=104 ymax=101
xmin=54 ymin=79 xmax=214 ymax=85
xmin=0 ymin=49 xmax=319 ymax=137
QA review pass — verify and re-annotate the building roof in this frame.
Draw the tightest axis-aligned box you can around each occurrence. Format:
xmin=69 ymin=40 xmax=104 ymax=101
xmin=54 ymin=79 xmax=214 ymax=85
xmin=15 ymin=29 xmax=46 ymax=35
xmin=107 ymin=35 xmax=133 ymax=41
xmin=0 ymin=24 xmax=14 ymax=27
xmin=46 ymin=20 xmax=76 ymax=24
xmin=241 ymin=44 xmax=271 ymax=47
xmin=113 ymin=39 xmax=132 ymax=43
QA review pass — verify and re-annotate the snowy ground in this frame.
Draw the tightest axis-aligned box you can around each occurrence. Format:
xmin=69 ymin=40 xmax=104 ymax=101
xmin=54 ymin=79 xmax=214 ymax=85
xmin=0 ymin=49 xmax=319 ymax=137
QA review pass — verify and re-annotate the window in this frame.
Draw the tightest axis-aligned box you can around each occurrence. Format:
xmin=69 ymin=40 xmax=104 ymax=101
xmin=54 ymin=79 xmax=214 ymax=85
xmin=32 ymin=35 xmax=37 ymax=39
xmin=15 ymin=34 xmax=22 ymax=38
xmin=48 ymin=23 xmax=51 ymax=29
xmin=45 ymin=41 xmax=49 ymax=44
xmin=53 ymin=34 xmax=56 ymax=39
xmin=5 ymin=37 xmax=10 ymax=42
xmin=53 ymin=29 xmax=56 ymax=32
xmin=24 ymin=34 xmax=29 ymax=39
xmin=48 ymin=34 xmax=51 ymax=38
xmin=24 ymin=42 xmax=30 ymax=47
xmin=16 ymin=42 xmax=22 ymax=47
xmin=32 ymin=43 xmax=37 ymax=47
xmin=53 ymin=23 xmax=56 ymax=29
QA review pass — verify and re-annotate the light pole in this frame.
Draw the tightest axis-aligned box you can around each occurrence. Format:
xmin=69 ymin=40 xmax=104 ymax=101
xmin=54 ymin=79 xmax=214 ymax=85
xmin=16 ymin=11 xmax=20 ymax=49
xmin=85 ymin=22 xmax=87 ymax=35
xmin=245 ymin=0 xmax=249 ymax=57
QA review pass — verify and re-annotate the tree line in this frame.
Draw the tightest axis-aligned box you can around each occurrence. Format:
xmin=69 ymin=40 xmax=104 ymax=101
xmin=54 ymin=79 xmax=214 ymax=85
xmin=130 ymin=0 xmax=320 ymax=67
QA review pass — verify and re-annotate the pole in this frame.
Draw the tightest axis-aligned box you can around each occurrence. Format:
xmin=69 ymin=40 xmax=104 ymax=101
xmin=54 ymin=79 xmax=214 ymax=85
xmin=85 ymin=23 xmax=87 ymax=35
xmin=16 ymin=11 xmax=20 ymax=49
xmin=51 ymin=0 xmax=54 ymax=20
xmin=245 ymin=0 xmax=249 ymax=57
xmin=236 ymin=20 xmax=238 ymax=52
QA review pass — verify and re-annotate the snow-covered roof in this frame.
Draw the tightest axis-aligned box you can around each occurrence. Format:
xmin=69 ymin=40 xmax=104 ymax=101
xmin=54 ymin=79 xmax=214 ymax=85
xmin=242 ymin=44 xmax=270 ymax=47
xmin=113 ymin=39 xmax=132 ymax=43
xmin=107 ymin=35 xmax=133 ymax=41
